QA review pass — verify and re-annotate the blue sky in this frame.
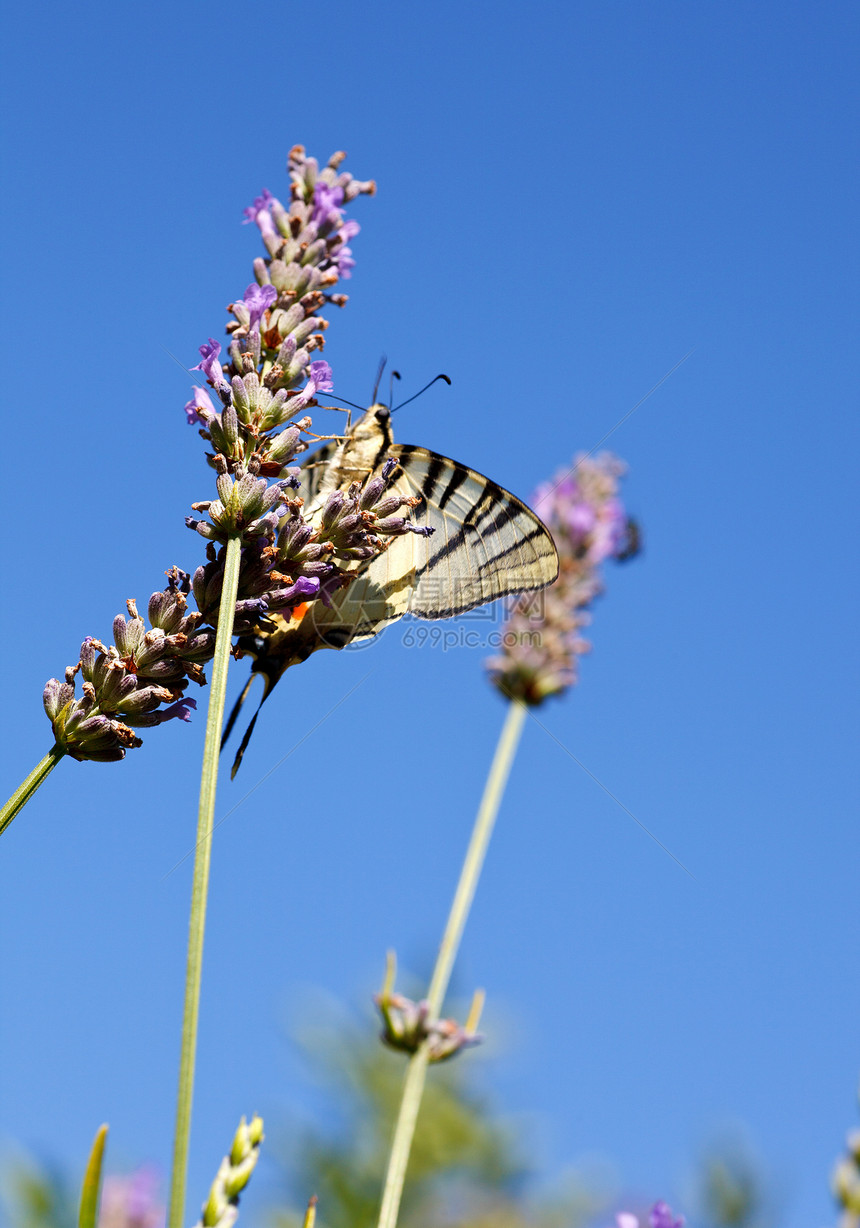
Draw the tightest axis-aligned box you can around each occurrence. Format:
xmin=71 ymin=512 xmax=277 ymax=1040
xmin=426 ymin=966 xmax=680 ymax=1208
xmin=1 ymin=1 xmax=858 ymax=1226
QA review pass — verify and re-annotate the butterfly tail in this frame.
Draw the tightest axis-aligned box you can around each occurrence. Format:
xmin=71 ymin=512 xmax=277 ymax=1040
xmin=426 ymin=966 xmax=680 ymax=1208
xmin=230 ymin=689 xmax=271 ymax=779
xmin=226 ymin=664 xmax=286 ymax=778
xmin=221 ymin=673 xmax=257 ymax=751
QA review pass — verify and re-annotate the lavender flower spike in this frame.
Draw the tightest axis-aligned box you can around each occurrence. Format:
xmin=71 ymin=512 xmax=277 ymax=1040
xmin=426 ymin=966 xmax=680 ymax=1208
xmin=374 ymin=952 xmax=484 ymax=1063
xmin=486 ymin=453 xmax=639 ymax=705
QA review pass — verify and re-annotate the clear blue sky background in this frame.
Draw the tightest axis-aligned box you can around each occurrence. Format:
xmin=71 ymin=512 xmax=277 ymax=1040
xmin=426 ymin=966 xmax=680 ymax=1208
xmin=1 ymin=2 xmax=858 ymax=1226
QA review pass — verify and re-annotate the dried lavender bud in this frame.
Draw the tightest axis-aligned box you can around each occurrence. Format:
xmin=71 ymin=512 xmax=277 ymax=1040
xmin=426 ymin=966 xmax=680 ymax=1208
xmin=43 ymin=573 xmax=214 ymax=761
xmin=187 ymin=470 xmax=289 ymax=543
xmin=262 ymin=423 xmax=303 ymax=466
xmin=486 ymin=453 xmax=639 ymax=705
xmin=374 ymin=959 xmax=484 ymax=1063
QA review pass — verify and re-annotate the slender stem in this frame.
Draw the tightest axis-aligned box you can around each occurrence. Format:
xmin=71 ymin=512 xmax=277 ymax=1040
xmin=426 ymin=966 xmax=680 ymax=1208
xmin=0 ymin=744 xmax=65 ymax=840
xmin=377 ymin=699 xmax=527 ymax=1228
xmin=167 ymin=535 xmax=242 ymax=1228
xmin=425 ymin=699 xmax=527 ymax=1016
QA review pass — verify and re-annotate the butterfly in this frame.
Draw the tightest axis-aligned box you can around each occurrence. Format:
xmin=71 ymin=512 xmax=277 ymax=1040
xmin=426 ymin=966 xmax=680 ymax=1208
xmin=223 ymin=403 xmax=559 ymax=773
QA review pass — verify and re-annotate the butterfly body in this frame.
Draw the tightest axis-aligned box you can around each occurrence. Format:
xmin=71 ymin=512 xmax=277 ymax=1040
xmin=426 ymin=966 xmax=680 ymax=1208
xmin=303 ymin=404 xmax=395 ymax=513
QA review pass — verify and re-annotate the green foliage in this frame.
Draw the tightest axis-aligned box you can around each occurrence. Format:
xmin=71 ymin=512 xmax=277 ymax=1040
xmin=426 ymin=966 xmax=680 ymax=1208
xmin=695 ymin=1138 xmax=768 ymax=1228
xmin=266 ymin=1007 xmax=606 ymax=1228
xmin=2 ymin=1157 xmax=76 ymax=1228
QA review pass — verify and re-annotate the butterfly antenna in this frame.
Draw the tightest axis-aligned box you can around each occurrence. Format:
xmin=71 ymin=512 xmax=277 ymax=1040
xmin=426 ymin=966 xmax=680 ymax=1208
xmin=388 ymin=369 xmax=401 ymax=409
xmin=371 ymin=355 xmax=387 ymax=404
xmin=392 ymin=373 xmax=452 ymax=414
xmin=318 ymin=392 xmax=366 ymax=412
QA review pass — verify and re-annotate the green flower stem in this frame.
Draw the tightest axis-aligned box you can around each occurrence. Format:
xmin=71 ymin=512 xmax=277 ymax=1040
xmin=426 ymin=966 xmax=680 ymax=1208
xmin=0 ymin=744 xmax=65 ymax=840
xmin=376 ymin=698 xmax=528 ymax=1228
xmin=168 ymin=534 xmax=243 ymax=1228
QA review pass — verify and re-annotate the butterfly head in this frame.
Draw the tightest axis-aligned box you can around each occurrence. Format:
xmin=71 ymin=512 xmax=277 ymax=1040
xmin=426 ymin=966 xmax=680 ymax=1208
xmin=348 ymin=403 xmax=393 ymax=449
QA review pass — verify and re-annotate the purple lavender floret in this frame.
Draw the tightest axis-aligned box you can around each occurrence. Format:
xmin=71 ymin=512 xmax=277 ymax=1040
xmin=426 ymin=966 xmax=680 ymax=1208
xmin=191 ymin=338 xmax=226 ymax=388
xmin=649 ymin=1203 xmax=685 ymax=1228
xmin=184 ymin=386 xmax=216 ymax=426
xmin=156 ymin=698 xmax=198 ymax=724
xmin=266 ymin=575 xmax=321 ymax=611
xmin=243 ymin=282 xmax=278 ymax=331
xmin=333 ymin=244 xmax=356 ymax=278
xmin=241 ymin=189 xmax=274 ymax=224
xmin=308 ymin=359 xmax=334 ymax=392
xmin=99 ymin=1167 xmax=163 ymax=1228
xmin=311 ymin=181 xmax=344 ymax=226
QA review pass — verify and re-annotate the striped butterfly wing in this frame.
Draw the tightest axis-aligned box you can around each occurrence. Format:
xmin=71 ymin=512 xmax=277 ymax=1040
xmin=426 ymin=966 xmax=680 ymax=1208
xmin=310 ymin=444 xmax=559 ymax=640
xmin=392 ymin=444 xmax=559 ymax=617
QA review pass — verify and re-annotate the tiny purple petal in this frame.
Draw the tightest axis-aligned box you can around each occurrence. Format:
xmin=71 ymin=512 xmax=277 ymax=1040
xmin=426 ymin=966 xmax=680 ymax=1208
xmin=243 ymin=282 xmax=278 ymax=330
xmin=268 ymin=575 xmax=321 ymax=611
xmin=291 ymin=576 xmax=321 ymax=601
xmin=333 ymin=245 xmax=356 ymax=278
xmin=99 ymin=1168 xmax=163 ymax=1228
xmin=241 ymin=189 xmax=274 ymax=223
xmin=157 ymin=698 xmax=197 ymax=724
xmin=183 ymin=386 xmax=216 ymax=425
xmin=311 ymin=181 xmax=345 ymax=226
xmin=308 ymin=360 xmax=334 ymax=392
xmin=190 ymin=338 xmax=225 ymax=387
xmin=567 ymin=502 xmax=597 ymax=536
xmin=649 ymin=1203 xmax=684 ymax=1228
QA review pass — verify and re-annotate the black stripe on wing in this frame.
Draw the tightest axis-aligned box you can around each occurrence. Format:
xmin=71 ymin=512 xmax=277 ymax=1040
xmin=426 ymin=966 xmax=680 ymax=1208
xmin=389 ymin=444 xmax=559 ymax=618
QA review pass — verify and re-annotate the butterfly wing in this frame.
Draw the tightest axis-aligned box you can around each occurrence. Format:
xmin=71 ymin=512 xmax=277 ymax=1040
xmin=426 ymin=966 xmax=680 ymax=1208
xmin=392 ymin=444 xmax=558 ymax=617
xmin=306 ymin=445 xmax=559 ymax=638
